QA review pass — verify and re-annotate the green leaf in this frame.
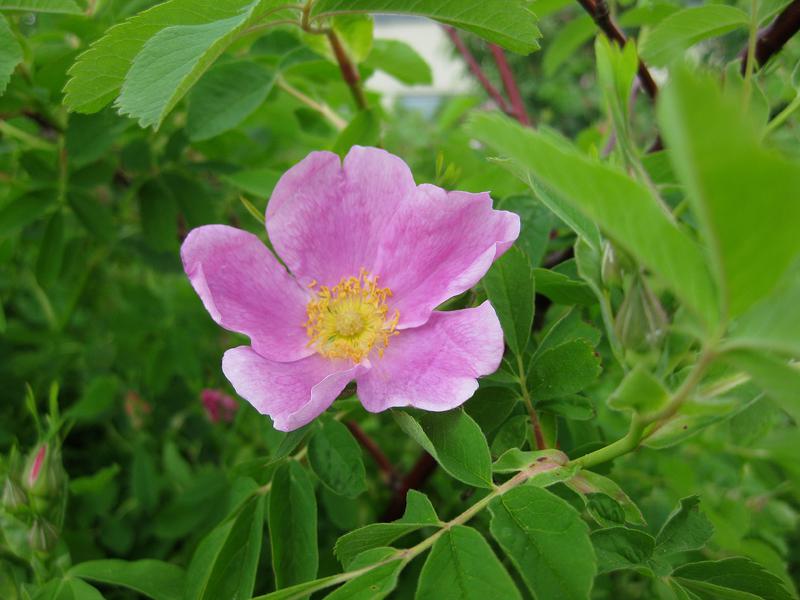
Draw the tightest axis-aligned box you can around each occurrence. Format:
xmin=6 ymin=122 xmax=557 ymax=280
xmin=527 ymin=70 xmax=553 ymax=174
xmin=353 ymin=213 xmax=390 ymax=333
xmin=654 ymin=496 xmax=714 ymax=558
xmin=186 ymin=60 xmax=275 ymax=140
xmin=0 ymin=193 xmax=53 ymax=237
xmin=639 ymin=6 xmax=749 ymax=66
xmin=326 ymin=548 xmax=404 ymax=600
xmin=0 ymin=0 xmax=82 ymax=13
xmin=311 ymin=0 xmax=541 ymax=54
xmin=393 ymin=408 xmax=493 ymax=488
xmin=68 ymin=190 xmax=114 ymax=242
xmin=533 ymin=268 xmax=596 ymax=306
xmin=537 ymin=395 xmax=595 ymax=420
xmin=730 ymin=261 xmax=800 ymax=356
xmin=65 ymin=375 xmax=120 ymax=423
xmin=269 ymin=461 xmax=318 ymax=588
xmin=672 ymin=557 xmax=793 ymax=600
xmin=595 ymin=36 xmax=638 ymax=140
xmin=332 ymin=109 xmax=380 ymax=157
xmin=334 ymin=490 xmax=440 ymax=567
xmin=69 ymin=560 xmax=185 ymax=600
xmin=117 ymin=10 xmax=254 ymax=128
xmin=489 ymin=485 xmax=596 ymax=600
xmin=0 ymin=15 xmax=22 ymax=95
xmin=566 ymin=471 xmax=646 ymax=526
xmin=184 ymin=494 xmax=265 ymax=600
xmin=139 ymin=179 xmax=178 ymax=251
xmin=482 ymin=245 xmax=534 ymax=357
xmin=66 ymin=110 xmax=129 ymax=168
xmin=658 ymin=66 xmax=800 ymax=318
xmin=608 ymin=364 xmax=670 ymax=416
xmin=543 ymin=15 xmax=594 ymax=76
xmin=416 ymin=525 xmax=521 ymax=600
xmin=528 ymin=339 xmax=601 ymax=400
xmin=223 ymin=167 xmax=282 ymax=197
xmin=364 ymin=39 xmax=431 ymax=85
xmin=467 ymin=113 xmax=718 ymax=327
xmin=723 ymin=350 xmax=800 ymax=423
xmin=591 ymin=527 xmax=655 ymax=574
xmin=308 ymin=418 xmax=367 ymax=498
xmin=586 ymin=493 xmax=626 ymax=528
xmin=496 ymin=195 xmax=554 ymax=267
xmin=35 ymin=211 xmax=64 ymax=286
xmin=64 ymin=0 xmax=289 ymax=114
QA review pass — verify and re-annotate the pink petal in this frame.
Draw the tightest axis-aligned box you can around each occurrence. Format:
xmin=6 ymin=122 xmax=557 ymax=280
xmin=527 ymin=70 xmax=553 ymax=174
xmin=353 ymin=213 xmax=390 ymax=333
xmin=355 ymin=302 xmax=504 ymax=413
xmin=266 ymin=147 xmax=416 ymax=286
xmin=375 ymin=187 xmax=520 ymax=328
xmin=181 ymin=225 xmax=312 ymax=363
xmin=222 ymin=346 xmax=360 ymax=431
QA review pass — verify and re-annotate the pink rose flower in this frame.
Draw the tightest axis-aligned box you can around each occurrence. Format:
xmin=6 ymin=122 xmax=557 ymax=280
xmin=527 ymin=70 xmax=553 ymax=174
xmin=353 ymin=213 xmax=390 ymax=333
xmin=201 ymin=388 xmax=239 ymax=423
xmin=181 ymin=147 xmax=519 ymax=431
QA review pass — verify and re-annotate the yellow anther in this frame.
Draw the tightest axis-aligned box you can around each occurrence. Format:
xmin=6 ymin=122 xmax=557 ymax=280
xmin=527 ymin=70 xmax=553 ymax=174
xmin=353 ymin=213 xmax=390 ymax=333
xmin=305 ymin=270 xmax=399 ymax=364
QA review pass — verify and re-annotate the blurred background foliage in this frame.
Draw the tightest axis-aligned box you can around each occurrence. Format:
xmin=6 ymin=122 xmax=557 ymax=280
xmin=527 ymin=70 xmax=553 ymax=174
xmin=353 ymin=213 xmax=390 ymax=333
xmin=0 ymin=0 xmax=799 ymax=598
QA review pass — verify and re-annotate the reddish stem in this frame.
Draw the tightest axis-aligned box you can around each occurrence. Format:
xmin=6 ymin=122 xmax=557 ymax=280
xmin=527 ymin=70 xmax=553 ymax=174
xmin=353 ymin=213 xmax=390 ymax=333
xmin=346 ymin=421 xmax=400 ymax=484
xmin=443 ymin=26 xmax=512 ymax=114
xmin=489 ymin=44 xmax=531 ymax=125
xmin=381 ymin=452 xmax=438 ymax=521
xmin=327 ymin=30 xmax=368 ymax=110
xmin=740 ymin=0 xmax=800 ymax=73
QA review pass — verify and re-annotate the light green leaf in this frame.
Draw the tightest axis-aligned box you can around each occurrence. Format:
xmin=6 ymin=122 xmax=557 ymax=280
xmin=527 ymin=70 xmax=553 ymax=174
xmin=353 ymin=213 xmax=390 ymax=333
xmin=117 ymin=11 xmax=253 ymax=128
xmin=595 ymin=36 xmax=638 ymax=140
xmin=393 ymin=408 xmax=493 ymax=489
xmin=729 ymin=261 xmax=800 ymax=356
xmin=533 ymin=268 xmax=596 ymax=306
xmin=0 ymin=0 xmax=82 ymax=13
xmin=538 ymin=394 xmax=595 ymax=420
xmin=64 ymin=0 xmax=289 ymax=114
xmin=723 ymin=350 xmax=800 ymax=423
xmin=332 ymin=109 xmax=380 ymax=156
xmin=654 ymin=496 xmax=714 ymax=558
xmin=482 ymin=245 xmax=535 ymax=357
xmin=334 ymin=490 xmax=440 ymax=568
xmin=492 ymin=448 xmax=568 ymax=473
xmin=640 ymin=6 xmax=749 ymax=66
xmin=364 ymin=39 xmax=431 ymax=85
xmin=186 ymin=60 xmax=276 ymax=140
xmin=416 ymin=525 xmax=521 ymax=600
xmin=566 ymin=470 xmax=646 ymax=526
xmin=269 ymin=461 xmax=318 ymax=588
xmin=308 ymin=418 xmax=367 ymax=498
xmin=0 ymin=15 xmax=22 ymax=95
xmin=608 ymin=364 xmax=670 ymax=416
xmin=591 ymin=527 xmax=655 ymax=575
xmin=467 ymin=112 xmax=718 ymax=327
xmin=69 ymin=560 xmax=185 ymax=600
xmin=490 ymin=484 xmax=596 ymax=600
xmin=658 ymin=66 xmax=800 ymax=319
xmin=223 ymin=167 xmax=282 ymax=198
xmin=672 ymin=557 xmax=793 ymax=600
xmin=543 ymin=15 xmax=594 ymax=76
xmin=528 ymin=338 xmax=602 ymax=400
xmin=184 ymin=494 xmax=265 ymax=600
xmin=311 ymin=0 xmax=541 ymax=54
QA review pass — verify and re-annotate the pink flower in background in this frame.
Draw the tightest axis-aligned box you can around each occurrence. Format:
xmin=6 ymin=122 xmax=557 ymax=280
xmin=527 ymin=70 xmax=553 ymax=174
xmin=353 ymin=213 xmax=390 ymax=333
xmin=182 ymin=147 xmax=519 ymax=431
xmin=27 ymin=445 xmax=47 ymax=489
xmin=201 ymin=388 xmax=239 ymax=423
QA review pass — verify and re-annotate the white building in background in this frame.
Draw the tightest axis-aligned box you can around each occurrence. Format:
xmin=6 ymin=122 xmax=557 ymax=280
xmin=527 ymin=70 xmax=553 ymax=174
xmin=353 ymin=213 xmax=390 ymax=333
xmin=369 ymin=16 xmax=472 ymax=113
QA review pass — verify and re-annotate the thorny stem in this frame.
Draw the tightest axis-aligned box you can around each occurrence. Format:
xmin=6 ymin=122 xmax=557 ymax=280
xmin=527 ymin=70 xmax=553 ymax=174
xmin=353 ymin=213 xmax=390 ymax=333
xmin=489 ymin=44 xmax=531 ymax=125
xmin=443 ymin=26 xmax=512 ymax=115
xmin=516 ymin=354 xmax=547 ymax=450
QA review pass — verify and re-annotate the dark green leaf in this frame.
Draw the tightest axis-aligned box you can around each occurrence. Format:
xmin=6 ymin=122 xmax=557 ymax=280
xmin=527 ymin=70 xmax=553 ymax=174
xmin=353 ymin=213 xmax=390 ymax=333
xmin=654 ymin=496 xmax=714 ymax=558
xmin=269 ymin=461 xmax=318 ymax=588
xmin=69 ymin=560 xmax=185 ymax=600
xmin=308 ymin=418 xmax=367 ymax=498
xmin=483 ymin=245 xmax=534 ymax=357
xmin=490 ymin=485 xmax=596 ymax=599
xmin=416 ymin=525 xmax=521 ymax=600
xmin=673 ymin=557 xmax=793 ymax=600
xmin=591 ymin=527 xmax=655 ymax=574
xmin=529 ymin=339 xmax=601 ymax=400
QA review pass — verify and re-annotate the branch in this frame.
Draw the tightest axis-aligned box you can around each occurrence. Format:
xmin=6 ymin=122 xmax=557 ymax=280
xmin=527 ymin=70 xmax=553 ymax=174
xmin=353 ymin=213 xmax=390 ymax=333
xmin=489 ymin=44 xmax=531 ymax=125
xmin=345 ymin=421 xmax=401 ymax=485
xmin=443 ymin=26 xmax=512 ymax=115
xmin=740 ymin=0 xmax=800 ymax=73
xmin=575 ymin=0 xmax=659 ymax=99
xmin=327 ymin=30 xmax=368 ymax=110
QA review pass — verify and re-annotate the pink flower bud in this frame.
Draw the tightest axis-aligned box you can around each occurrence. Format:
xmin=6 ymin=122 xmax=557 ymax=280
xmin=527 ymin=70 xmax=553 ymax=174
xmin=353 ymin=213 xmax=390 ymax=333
xmin=201 ymin=389 xmax=239 ymax=423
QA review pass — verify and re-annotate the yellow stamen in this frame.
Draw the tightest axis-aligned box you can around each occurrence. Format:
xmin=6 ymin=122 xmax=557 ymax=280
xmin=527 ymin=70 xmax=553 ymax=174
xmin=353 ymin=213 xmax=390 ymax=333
xmin=305 ymin=270 xmax=399 ymax=364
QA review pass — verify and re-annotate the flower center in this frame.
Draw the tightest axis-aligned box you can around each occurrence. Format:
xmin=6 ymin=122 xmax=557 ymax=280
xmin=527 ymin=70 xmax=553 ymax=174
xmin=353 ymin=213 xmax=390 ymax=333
xmin=305 ymin=270 xmax=399 ymax=364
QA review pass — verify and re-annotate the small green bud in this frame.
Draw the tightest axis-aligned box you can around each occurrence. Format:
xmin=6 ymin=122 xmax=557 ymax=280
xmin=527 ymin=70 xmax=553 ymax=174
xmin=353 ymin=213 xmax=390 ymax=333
xmin=28 ymin=518 xmax=59 ymax=553
xmin=2 ymin=477 xmax=27 ymax=511
xmin=615 ymin=278 xmax=668 ymax=352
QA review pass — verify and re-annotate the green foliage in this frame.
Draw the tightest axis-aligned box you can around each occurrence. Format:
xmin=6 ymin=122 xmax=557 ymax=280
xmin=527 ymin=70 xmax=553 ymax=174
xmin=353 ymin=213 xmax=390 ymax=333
xmin=68 ymin=559 xmax=186 ymax=600
xmin=482 ymin=245 xmax=534 ymax=358
xmin=308 ymin=418 xmax=367 ymax=498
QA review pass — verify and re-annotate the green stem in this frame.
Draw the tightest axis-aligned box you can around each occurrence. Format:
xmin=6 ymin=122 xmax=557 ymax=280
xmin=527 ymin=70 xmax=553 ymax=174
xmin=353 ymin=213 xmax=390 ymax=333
xmin=0 ymin=121 xmax=57 ymax=151
xmin=743 ymin=0 xmax=760 ymax=110
xmin=766 ymin=93 xmax=800 ymax=135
